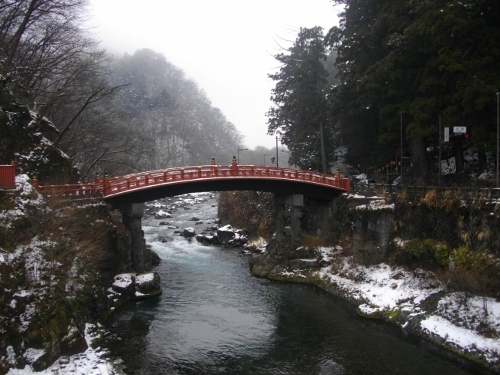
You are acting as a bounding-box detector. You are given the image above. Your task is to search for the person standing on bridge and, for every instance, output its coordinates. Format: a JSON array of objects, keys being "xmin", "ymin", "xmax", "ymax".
[{"xmin": 230, "ymin": 156, "xmax": 238, "ymax": 176}]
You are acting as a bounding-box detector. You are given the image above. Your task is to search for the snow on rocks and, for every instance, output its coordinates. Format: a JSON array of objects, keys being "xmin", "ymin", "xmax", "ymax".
[
  {"xmin": 193, "ymin": 224, "xmax": 250, "ymax": 247},
  {"xmin": 217, "ymin": 224, "xmax": 235, "ymax": 244},
  {"xmin": 136, "ymin": 272, "xmax": 161, "ymax": 296},
  {"xmin": 419, "ymin": 293, "xmax": 500, "ymax": 366},
  {"xmin": 154, "ymin": 209, "xmax": 172, "ymax": 219},
  {"xmin": 355, "ymin": 199, "xmax": 395, "ymax": 211},
  {"xmin": 182, "ymin": 227, "xmax": 196, "ymax": 237},
  {"xmin": 0, "ymin": 174, "xmax": 43, "ymax": 230},
  {"xmin": 7, "ymin": 324, "xmax": 126, "ymax": 375},
  {"xmin": 110, "ymin": 272, "xmax": 161, "ymax": 302}
]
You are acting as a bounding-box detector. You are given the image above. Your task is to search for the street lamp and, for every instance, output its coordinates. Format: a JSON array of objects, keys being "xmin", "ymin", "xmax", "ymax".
[
  {"xmin": 237, "ymin": 147, "xmax": 248, "ymax": 164},
  {"xmin": 275, "ymin": 135, "xmax": 280, "ymax": 167}
]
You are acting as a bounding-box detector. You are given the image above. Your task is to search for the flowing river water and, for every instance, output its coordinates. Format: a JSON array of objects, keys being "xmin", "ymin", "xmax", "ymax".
[{"xmin": 104, "ymin": 193, "xmax": 483, "ymax": 375}]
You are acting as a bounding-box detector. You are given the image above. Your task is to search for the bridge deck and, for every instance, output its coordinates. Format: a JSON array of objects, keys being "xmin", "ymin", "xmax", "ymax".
[{"xmin": 32, "ymin": 164, "xmax": 351, "ymax": 202}]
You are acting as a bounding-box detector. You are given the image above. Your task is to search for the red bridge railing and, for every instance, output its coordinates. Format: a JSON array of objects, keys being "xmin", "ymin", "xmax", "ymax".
[{"xmin": 31, "ymin": 164, "xmax": 351, "ymax": 198}]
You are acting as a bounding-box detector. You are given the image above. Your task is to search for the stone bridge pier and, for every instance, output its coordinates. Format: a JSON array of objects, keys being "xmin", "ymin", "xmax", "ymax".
[
  {"xmin": 275, "ymin": 194, "xmax": 341, "ymax": 241},
  {"xmin": 120, "ymin": 203, "xmax": 147, "ymax": 273},
  {"xmin": 275, "ymin": 194, "xmax": 303, "ymax": 240}
]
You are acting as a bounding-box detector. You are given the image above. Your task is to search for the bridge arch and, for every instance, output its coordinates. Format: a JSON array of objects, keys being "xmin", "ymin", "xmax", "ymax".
[
  {"xmin": 31, "ymin": 164, "xmax": 350, "ymax": 273},
  {"xmin": 103, "ymin": 164, "xmax": 349, "ymax": 206}
]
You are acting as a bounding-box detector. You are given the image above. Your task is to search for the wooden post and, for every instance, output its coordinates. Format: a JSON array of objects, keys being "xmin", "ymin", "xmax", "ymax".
[
  {"xmin": 32, "ymin": 176, "xmax": 39, "ymax": 190},
  {"xmin": 104, "ymin": 173, "xmax": 110, "ymax": 196},
  {"xmin": 230, "ymin": 156, "xmax": 237, "ymax": 176}
]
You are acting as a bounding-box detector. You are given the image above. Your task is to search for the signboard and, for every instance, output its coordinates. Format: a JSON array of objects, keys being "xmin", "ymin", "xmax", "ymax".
[
  {"xmin": 444, "ymin": 127, "xmax": 449, "ymax": 142},
  {"xmin": 453, "ymin": 126, "xmax": 467, "ymax": 134}
]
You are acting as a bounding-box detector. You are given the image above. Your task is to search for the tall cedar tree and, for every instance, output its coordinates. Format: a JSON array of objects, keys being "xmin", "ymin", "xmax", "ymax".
[
  {"xmin": 267, "ymin": 27, "xmax": 334, "ymax": 171},
  {"xmin": 327, "ymin": 0, "xmax": 500, "ymax": 184}
]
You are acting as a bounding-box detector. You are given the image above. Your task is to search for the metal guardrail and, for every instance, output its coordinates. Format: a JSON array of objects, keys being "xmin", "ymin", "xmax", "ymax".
[{"xmin": 380, "ymin": 184, "xmax": 500, "ymax": 202}]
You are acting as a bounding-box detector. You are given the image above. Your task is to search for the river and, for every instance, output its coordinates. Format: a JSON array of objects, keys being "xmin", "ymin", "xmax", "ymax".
[{"xmin": 104, "ymin": 193, "xmax": 483, "ymax": 375}]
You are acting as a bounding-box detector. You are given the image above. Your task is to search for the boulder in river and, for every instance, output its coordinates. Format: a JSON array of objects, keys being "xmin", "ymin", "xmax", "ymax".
[
  {"xmin": 183, "ymin": 227, "xmax": 196, "ymax": 237},
  {"xmin": 155, "ymin": 210, "xmax": 172, "ymax": 219},
  {"xmin": 112, "ymin": 273, "xmax": 136, "ymax": 297},
  {"xmin": 110, "ymin": 272, "xmax": 162, "ymax": 302},
  {"xmin": 217, "ymin": 225, "xmax": 235, "ymax": 244},
  {"xmin": 135, "ymin": 272, "xmax": 162, "ymax": 297},
  {"xmin": 196, "ymin": 234, "xmax": 215, "ymax": 245},
  {"xmin": 153, "ymin": 235, "xmax": 172, "ymax": 243}
]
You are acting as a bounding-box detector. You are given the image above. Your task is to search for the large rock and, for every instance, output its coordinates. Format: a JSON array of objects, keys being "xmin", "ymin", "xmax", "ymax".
[
  {"xmin": 183, "ymin": 227, "xmax": 196, "ymax": 237},
  {"xmin": 155, "ymin": 210, "xmax": 172, "ymax": 219},
  {"xmin": 111, "ymin": 273, "xmax": 136, "ymax": 297},
  {"xmin": 152, "ymin": 252, "xmax": 161, "ymax": 266},
  {"xmin": 290, "ymin": 258, "xmax": 320, "ymax": 270},
  {"xmin": 196, "ymin": 234, "xmax": 216, "ymax": 245},
  {"xmin": 289, "ymin": 246, "xmax": 318, "ymax": 260},
  {"xmin": 217, "ymin": 224, "xmax": 235, "ymax": 244},
  {"xmin": 135, "ymin": 272, "xmax": 161, "ymax": 297}
]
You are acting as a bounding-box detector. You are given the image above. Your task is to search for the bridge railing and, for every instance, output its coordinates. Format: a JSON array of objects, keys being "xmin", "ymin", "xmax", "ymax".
[
  {"xmin": 103, "ymin": 165, "xmax": 351, "ymax": 195},
  {"xmin": 31, "ymin": 164, "xmax": 351, "ymax": 197},
  {"xmin": 32, "ymin": 180, "xmax": 105, "ymax": 197},
  {"xmin": 0, "ymin": 162, "xmax": 16, "ymax": 189}
]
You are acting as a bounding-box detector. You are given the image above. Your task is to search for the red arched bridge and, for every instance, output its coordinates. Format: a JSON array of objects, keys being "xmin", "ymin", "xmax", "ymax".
[{"xmin": 31, "ymin": 163, "xmax": 351, "ymax": 203}]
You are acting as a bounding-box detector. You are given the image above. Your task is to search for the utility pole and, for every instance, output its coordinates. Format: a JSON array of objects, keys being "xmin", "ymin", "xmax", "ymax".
[
  {"xmin": 237, "ymin": 147, "xmax": 248, "ymax": 164},
  {"xmin": 275, "ymin": 135, "xmax": 279, "ymax": 167},
  {"xmin": 497, "ymin": 92, "xmax": 500, "ymax": 187},
  {"xmin": 400, "ymin": 111, "xmax": 404, "ymax": 183},
  {"xmin": 439, "ymin": 116, "xmax": 442, "ymax": 187}
]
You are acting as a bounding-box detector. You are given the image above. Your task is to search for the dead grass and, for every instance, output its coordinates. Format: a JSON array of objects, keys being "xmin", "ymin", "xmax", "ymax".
[
  {"xmin": 301, "ymin": 233, "xmax": 328, "ymax": 248},
  {"xmin": 437, "ymin": 267, "xmax": 500, "ymax": 298}
]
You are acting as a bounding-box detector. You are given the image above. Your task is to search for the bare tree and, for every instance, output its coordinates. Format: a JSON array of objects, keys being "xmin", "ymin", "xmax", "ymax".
[{"xmin": 1, "ymin": 0, "xmax": 87, "ymax": 76}]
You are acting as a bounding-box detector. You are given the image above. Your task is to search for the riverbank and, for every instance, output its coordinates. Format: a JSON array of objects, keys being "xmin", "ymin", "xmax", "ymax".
[
  {"xmin": 249, "ymin": 238, "xmax": 500, "ymax": 374},
  {"xmin": 0, "ymin": 175, "xmax": 147, "ymax": 374}
]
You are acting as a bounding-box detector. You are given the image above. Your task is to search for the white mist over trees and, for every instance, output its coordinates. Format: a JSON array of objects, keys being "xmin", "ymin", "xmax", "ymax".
[
  {"xmin": 110, "ymin": 49, "xmax": 243, "ymax": 172},
  {"xmin": 1, "ymin": 0, "xmax": 242, "ymax": 181}
]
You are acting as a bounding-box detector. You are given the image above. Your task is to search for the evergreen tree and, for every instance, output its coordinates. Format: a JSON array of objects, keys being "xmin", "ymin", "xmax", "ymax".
[
  {"xmin": 267, "ymin": 27, "xmax": 333, "ymax": 172},
  {"xmin": 328, "ymin": 0, "xmax": 500, "ymax": 183}
]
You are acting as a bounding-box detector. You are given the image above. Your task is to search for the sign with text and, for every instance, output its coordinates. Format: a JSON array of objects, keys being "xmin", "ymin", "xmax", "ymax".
[
  {"xmin": 444, "ymin": 127, "xmax": 449, "ymax": 142},
  {"xmin": 453, "ymin": 126, "xmax": 467, "ymax": 134}
]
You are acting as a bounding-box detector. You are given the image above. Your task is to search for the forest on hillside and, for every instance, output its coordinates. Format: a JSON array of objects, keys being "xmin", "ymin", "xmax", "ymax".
[
  {"xmin": 267, "ymin": 0, "xmax": 500, "ymax": 185},
  {"xmin": 1, "ymin": 0, "xmax": 499, "ymax": 186},
  {"xmin": 0, "ymin": 0, "xmax": 243, "ymax": 182}
]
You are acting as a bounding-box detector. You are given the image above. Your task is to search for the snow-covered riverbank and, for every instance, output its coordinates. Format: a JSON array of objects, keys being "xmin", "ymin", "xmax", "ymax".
[
  {"xmin": 321, "ymin": 250, "xmax": 499, "ymax": 369},
  {"xmin": 248, "ymin": 194, "xmax": 500, "ymax": 374}
]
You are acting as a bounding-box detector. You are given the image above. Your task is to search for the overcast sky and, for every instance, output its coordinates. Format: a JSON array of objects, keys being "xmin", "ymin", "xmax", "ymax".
[{"xmin": 87, "ymin": 0, "xmax": 341, "ymax": 149}]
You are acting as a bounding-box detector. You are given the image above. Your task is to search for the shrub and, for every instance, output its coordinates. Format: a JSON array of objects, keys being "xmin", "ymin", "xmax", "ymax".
[
  {"xmin": 451, "ymin": 246, "xmax": 497, "ymax": 272},
  {"xmin": 403, "ymin": 238, "xmax": 452, "ymax": 266}
]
